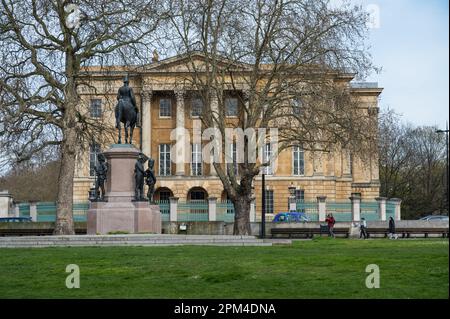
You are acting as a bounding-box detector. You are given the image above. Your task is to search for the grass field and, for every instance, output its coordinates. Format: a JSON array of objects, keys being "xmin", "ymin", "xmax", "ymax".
[{"xmin": 0, "ymin": 238, "xmax": 448, "ymax": 299}]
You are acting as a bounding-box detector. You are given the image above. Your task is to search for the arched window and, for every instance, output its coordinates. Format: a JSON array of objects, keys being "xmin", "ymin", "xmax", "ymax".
[{"xmin": 187, "ymin": 187, "xmax": 208, "ymax": 201}]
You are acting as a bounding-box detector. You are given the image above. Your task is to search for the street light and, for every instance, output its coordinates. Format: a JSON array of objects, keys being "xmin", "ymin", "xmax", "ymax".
[
  {"xmin": 436, "ymin": 122, "xmax": 449, "ymax": 215},
  {"xmin": 261, "ymin": 173, "xmax": 266, "ymax": 239}
]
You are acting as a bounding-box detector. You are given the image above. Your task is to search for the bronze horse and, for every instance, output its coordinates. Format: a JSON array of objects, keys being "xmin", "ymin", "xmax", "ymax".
[{"xmin": 115, "ymin": 76, "xmax": 138, "ymax": 144}]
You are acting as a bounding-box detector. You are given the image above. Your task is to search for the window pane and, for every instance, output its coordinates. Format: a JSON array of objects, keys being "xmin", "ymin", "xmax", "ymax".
[
  {"xmin": 90, "ymin": 99, "xmax": 102, "ymax": 118},
  {"xmin": 264, "ymin": 190, "xmax": 274, "ymax": 214},
  {"xmin": 295, "ymin": 190, "xmax": 305, "ymax": 201},
  {"xmin": 293, "ymin": 146, "xmax": 304, "ymax": 175},
  {"xmin": 191, "ymin": 190, "xmax": 205, "ymax": 200},
  {"xmin": 159, "ymin": 98, "xmax": 171, "ymax": 117},
  {"xmin": 191, "ymin": 144, "xmax": 202, "ymax": 175},
  {"xmin": 192, "ymin": 98, "xmax": 203, "ymax": 117},
  {"xmin": 159, "ymin": 144, "xmax": 171, "ymax": 176},
  {"xmin": 160, "ymin": 191, "xmax": 171, "ymax": 201},
  {"xmin": 292, "ymin": 98, "xmax": 302, "ymax": 116},
  {"xmin": 263, "ymin": 143, "xmax": 273, "ymax": 175},
  {"xmin": 225, "ymin": 97, "xmax": 238, "ymax": 116}
]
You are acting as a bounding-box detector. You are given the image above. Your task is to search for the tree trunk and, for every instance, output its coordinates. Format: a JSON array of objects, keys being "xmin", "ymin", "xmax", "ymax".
[
  {"xmin": 54, "ymin": 126, "xmax": 77, "ymax": 235},
  {"xmin": 233, "ymin": 195, "xmax": 252, "ymax": 235}
]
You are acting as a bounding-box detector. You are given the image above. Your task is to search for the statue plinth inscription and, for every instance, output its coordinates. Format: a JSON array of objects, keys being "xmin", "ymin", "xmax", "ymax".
[{"xmin": 87, "ymin": 144, "xmax": 161, "ymax": 235}]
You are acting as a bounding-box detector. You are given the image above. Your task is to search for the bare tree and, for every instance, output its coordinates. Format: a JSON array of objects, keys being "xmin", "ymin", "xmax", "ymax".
[
  {"xmin": 379, "ymin": 109, "xmax": 447, "ymax": 218},
  {"xmin": 378, "ymin": 109, "xmax": 417, "ymax": 198},
  {"xmin": 166, "ymin": 0, "xmax": 378, "ymax": 234},
  {"xmin": 0, "ymin": 0, "xmax": 166, "ymax": 234}
]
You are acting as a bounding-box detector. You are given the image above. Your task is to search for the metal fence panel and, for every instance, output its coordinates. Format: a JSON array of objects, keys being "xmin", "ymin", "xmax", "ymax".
[
  {"xmin": 36, "ymin": 202, "xmax": 56, "ymax": 222},
  {"xmin": 155, "ymin": 200, "xmax": 170, "ymax": 221},
  {"xmin": 386, "ymin": 202, "xmax": 396, "ymax": 220},
  {"xmin": 327, "ymin": 201, "xmax": 352, "ymax": 222},
  {"xmin": 217, "ymin": 200, "xmax": 235, "ymax": 222},
  {"xmin": 73, "ymin": 202, "xmax": 89, "ymax": 222},
  {"xmin": 296, "ymin": 200, "xmax": 319, "ymax": 221},
  {"xmin": 361, "ymin": 201, "xmax": 379, "ymax": 221},
  {"xmin": 177, "ymin": 200, "xmax": 209, "ymax": 222},
  {"xmin": 18, "ymin": 203, "xmax": 30, "ymax": 217}
]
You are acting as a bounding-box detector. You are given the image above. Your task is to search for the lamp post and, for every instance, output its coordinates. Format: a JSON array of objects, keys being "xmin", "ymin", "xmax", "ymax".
[
  {"xmin": 261, "ymin": 173, "xmax": 266, "ymax": 239},
  {"xmin": 436, "ymin": 122, "xmax": 449, "ymax": 215}
]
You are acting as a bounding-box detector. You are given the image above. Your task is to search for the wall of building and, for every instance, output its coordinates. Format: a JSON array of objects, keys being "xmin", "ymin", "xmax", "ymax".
[{"xmin": 73, "ymin": 57, "xmax": 382, "ymax": 210}]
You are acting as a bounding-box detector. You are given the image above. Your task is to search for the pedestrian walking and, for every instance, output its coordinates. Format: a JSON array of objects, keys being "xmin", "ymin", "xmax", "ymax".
[
  {"xmin": 360, "ymin": 218, "xmax": 368, "ymax": 239},
  {"xmin": 325, "ymin": 213, "xmax": 336, "ymax": 238},
  {"xmin": 388, "ymin": 216, "xmax": 398, "ymax": 239}
]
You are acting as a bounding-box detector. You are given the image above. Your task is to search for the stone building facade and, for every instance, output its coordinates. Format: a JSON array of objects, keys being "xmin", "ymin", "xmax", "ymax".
[{"xmin": 73, "ymin": 53, "xmax": 383, "ymax": 217}]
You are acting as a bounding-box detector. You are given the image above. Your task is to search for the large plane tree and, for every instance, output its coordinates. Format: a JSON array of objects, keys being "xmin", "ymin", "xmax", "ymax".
[
  {"xmin": 0, "ymin": 0, "xmax": 166, "ymax": 234},
  {"xmin": 165, "ymin": 0, "xmax": 378, "ymax": 234}
]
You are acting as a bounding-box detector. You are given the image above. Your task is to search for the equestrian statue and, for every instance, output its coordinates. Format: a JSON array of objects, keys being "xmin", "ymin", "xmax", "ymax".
[{"xmin": 115, "ymin": 75, "xmax": 139, "ymax": 144}]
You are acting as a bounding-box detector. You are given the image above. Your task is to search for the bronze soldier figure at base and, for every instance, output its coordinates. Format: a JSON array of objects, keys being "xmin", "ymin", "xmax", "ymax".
[
  {"xmin": 134, "ymin": 153, "xmax": 149, "ymax": 201},
  {"xmin": 94, "ymin": 153, "xmax": 108, "ymax": 201},
  {"xmin": 145, "ymin": 158, "xmax": 157, "ymax": 203}
]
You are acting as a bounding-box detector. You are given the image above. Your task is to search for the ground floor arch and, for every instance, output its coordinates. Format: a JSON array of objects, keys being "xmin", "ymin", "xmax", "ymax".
[
  {"xmin": 154, "ymin": 187, "xmax": 174, "ymax": 201},
  {"xmin": 187, "ymin": 187, "xmax": 208, "ymax": 201}
]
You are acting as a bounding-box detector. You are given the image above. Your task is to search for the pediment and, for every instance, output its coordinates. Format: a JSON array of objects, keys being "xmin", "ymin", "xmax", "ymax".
[{"xmin": 139, "ymin": 52, "xmax": 252, "ymax": 73}]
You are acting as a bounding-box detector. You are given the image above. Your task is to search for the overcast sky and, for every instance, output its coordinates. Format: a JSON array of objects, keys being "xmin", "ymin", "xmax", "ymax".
[{"xmin": 354, "ymin": 0, "xmax": 449, "ymax": 128}]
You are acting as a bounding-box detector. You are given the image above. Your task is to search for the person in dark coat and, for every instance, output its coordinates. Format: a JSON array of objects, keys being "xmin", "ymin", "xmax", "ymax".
[
  {"xmin": 134, "ymin": 153, "xmax": 148, "ymax": 200},
  {"xmin": 325, "ymin": 213, "xmax": 336, "ymax": 238},
  {"xmin": 359, "ymin": 218, "xmax": 368, "ymax": 239},
  {"xmin": 388, "ymin": 217, "xmax": 398, "ymax": 239}
]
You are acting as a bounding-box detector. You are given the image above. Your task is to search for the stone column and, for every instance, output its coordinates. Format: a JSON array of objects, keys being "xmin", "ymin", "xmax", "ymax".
[
  {"xmin": 250, "ymin": 198, "xmax": 256, "ymax": 222},
  {"xmin": 376, "ymin": 197, "xmax": 387, "ymax": 221},
  {"xmin": 208, "ymin": 197, "xmax": 217, "ymax": 221},
  {"xmin": 175, "ymin": 90, "xmax": 186, "ymax": 176},
  {"xmin": 169, "ymin": 197, "xmax": 179, "ymax": 222},
  {"xmin": 350, "ymin": 193, "xmax": 361, "ymax": 222},
  {"xmin": 390, "ymin": 198, "xmax": 402, "ymax": 221},
  {"xmin": 317, "ymin": 196, "xmax": 327, "ymax": 222},
  {"xmin": 14, "ymin": 204, "xmax": 19, "ymax": 217},
  {"xmin": 141, "ymin": 90, "xmax": 153, "ymax": 157},
  {"xmin": 29, "ymin": 202, "xmax": 37, "ymax": 222}
]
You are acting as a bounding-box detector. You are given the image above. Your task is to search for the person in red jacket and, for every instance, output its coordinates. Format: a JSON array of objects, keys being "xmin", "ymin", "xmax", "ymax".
[{"xmin": 325, "ymin": 213, "xmax": 336, "ymax": 238}]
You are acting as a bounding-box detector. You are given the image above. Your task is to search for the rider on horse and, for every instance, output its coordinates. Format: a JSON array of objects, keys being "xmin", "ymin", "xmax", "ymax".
[
  {"xmin": 115, "ymin": 75, "xmax": 138, "ymax": 128},
  {"xmin": 115, "ymin": 75, "xmax": 139, "ymax": 144}
]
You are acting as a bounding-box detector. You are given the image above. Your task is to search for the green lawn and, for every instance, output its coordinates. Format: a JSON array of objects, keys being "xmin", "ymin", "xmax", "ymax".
[{"xmin": 0, "ymin": 238, "xmax": 448, "ymax": 299}]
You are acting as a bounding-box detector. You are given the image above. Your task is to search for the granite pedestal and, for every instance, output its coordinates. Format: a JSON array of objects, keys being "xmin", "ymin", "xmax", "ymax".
[{"xmin": 87, "ymin": 144, "xmax": 161, "ymax": 235}]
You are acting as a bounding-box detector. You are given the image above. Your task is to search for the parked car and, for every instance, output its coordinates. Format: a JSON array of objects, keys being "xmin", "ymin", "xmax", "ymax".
[
  {"xmin": 419, "ymin": 215, "xmax": 449, "ymax": 221},
  {"xmin": 272, "ymin": 212, "xmax": 309, "ymax": 223},
  {"xmin": 0, "ymin": 217, "xmax": 32, "ymax": 222}
]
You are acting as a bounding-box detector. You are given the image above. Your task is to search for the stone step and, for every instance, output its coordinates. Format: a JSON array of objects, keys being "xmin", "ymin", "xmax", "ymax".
[
  {"xmin": 0, "ymin": 234, "xmax": 273, "ymax": 247},
  {"xmin": 0, "ymin": 243, "xmax": 273, "ymax": 248},
  {"xmin": 0, "ymin": 234, "xmax": 258, "ymax": 241},
  {"xmin": 0, "ymin": 242, "xmax": 272, "ymax": 247},
  {"xmin": 0, "ymin": 239, "xmax": 265, "ymax": 245}
]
